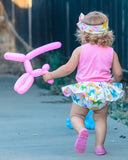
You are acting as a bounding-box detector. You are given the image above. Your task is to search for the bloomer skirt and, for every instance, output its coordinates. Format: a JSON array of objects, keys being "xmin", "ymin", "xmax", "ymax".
[{"xmin": 61, "ymin": 82, "xmax": 124, "ymax": 110}]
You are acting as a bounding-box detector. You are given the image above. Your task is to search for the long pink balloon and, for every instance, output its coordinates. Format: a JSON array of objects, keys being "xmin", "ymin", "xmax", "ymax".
[
  {"xmin": 4, "ymin": 42, "xmax": 62, "ymax": 94},
  {"xmin": 4, "ymin": 53, "xmax": 26, "ymax": 62},
  {"xmin": 26, "ymin": 42, "xmax": 62, "ymax": 60}
]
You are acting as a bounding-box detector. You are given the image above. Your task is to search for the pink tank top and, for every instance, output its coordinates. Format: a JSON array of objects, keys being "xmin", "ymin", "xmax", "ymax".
[{"xmin": 76, "ymin": 43, "xmax": 113, "ymax": 82}]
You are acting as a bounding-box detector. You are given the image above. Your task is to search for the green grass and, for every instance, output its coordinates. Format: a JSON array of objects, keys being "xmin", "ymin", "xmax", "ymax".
[{"xmin": 109, "ymin": 100, "xmax": 128, "ymax": 126}]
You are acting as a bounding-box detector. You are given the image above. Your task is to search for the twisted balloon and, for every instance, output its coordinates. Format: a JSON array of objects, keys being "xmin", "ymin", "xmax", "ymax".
[{"xmin": 4, "ymin": 42, "xmax": 62, "ymax": 94}]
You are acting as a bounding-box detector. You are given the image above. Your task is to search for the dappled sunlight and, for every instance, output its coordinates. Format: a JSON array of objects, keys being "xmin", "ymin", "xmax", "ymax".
[{"xmin": 12, "ymin": 0, "xmax": 32, "ymax": 8}]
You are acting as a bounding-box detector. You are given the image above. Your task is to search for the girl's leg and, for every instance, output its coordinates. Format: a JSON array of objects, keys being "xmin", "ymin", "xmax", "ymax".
[
  {"xmin": 93, "ymin": 104, "xmax": 109, "ymax": 149},
  {"xmin": 70, "ymin": 102, "xmax": 89, "ymax": 133},
  {"xmin": 70, "ymin": 102, "xmax": 89, "ymax": 153}
]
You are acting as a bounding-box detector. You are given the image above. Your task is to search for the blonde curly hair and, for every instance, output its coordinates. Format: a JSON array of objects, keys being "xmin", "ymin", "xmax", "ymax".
[{"xmin": 76, "ymin": 11, "xmax": 114, "ymax": 47}]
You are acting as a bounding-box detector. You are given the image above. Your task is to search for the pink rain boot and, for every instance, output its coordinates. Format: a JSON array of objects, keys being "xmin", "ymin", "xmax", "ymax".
[
  {"xmin": 95, "ymin": 147, "xmax": 107, "ymax": 155},
  {"xmin": 75, "ymin": 128, "xmax": 89, "ymax": 153}
]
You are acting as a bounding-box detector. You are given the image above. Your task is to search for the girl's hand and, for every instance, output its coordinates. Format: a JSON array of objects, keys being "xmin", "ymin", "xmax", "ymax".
[
  {"xmin": 43, "ymin": 72, "xmax": 53, "ymax": 82},
  {"xmin": 111, "ymin": 77, "xmax": 115, "ymax": 83}
]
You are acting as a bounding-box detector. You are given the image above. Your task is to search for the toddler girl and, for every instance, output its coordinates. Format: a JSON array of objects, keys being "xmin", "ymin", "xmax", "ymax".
[{"xmin": 43, "ymin": 11, "xmax": 124, "ymax": 155}]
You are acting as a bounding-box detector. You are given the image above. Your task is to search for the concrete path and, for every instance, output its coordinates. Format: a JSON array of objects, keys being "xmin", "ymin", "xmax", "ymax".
[{"xmin": 0, "ymin": 74, "xmax": 128, "ymax": 160}]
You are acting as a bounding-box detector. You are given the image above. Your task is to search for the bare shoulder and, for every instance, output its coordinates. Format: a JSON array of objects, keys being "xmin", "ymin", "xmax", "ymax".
[
  {"xmin": 72, "ymin": 46, "xmax": 82, "ymax": 58},
  {"xmin": 73, "ymin": 46, "xmax": 81, "ymax": 53},
  {"xmin": 111, "ymin": 50, "xmax": 122, "ymax": 82},
  {"xmin": 113, "ymin": 50, "xmax": 119, "ymax": 61},
  {"xmin": 112, "ymin": 50, "xmax": 122, "ymax": 69},
  {"xmin": 113, "ymin": 50, "xmax": 117, "ymax": 56}
]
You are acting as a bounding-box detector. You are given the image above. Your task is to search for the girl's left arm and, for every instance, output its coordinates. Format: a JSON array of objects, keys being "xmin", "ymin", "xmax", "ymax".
[{"xmin": 43, "ymin": 47, "xmax": 81, "ymax": 82}]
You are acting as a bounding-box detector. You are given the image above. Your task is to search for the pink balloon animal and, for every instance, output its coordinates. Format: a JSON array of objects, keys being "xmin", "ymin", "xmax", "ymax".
[{"xmin": 4, "ymin": 42, "xmax": 62, "ymax": 94}]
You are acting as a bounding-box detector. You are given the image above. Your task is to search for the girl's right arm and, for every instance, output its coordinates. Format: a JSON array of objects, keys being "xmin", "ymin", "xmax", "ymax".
[
  {"xmin": 43, "ymin": 47, "xmax": 81, "ymax": 82},
  {"xmin": 111, "ymin": 51, "xmax": 123, "ymax": 83}
]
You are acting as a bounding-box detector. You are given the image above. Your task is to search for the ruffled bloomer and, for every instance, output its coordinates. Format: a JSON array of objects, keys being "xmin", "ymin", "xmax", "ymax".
[{"xmin": 62, "ymin": 82, "xmax": 124, "ymax": 110}]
